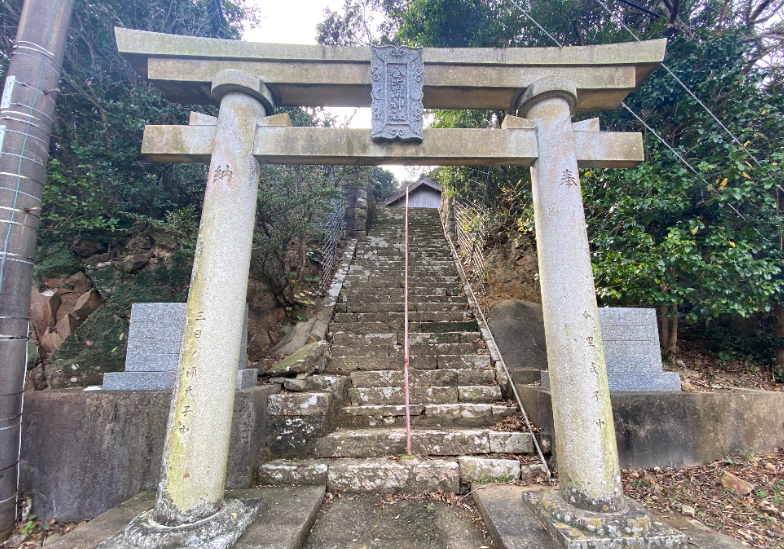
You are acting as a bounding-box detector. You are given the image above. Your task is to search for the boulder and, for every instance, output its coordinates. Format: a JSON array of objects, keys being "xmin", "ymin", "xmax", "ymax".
[
  {"xmin": 720, "ymin": 471, "xmax": 754, "ymax": 495},
  {"xmin": 70, "ymin": 289, "xmax": 102, "ymax": 322},
  {"xmin": 54, "ymin": 291, "xmax": 79, "ymax": 323},
  {"xmin": 265, "ymin": 341, "xmax": 327, "ymax": 376},
  {"xmin": 64, "ymin": 271, "xmax": 92, "ymax": 295},
  {"xmin": 123, "ymin": 253, "xmax": 150, "ymax": 274},
  {"xmin": 55, "ymin": 311, "xmax": 79, "ymax": 340},
  {"xmin": 72, "ymin": 239, "xmax": 105, "ymax": 258},
  {"xmin": 39, "ymin": 331, "xmax": 64, "ymax": 356},
  {"xmin": 29, "ymin": 287, "xmax": 60, "ymax": 339},
  {"xmin": 487, "ymin": 299, "xmax": 547, "ymax": 371}
]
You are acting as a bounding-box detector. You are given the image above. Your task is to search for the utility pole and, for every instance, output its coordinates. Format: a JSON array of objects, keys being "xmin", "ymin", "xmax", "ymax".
[{"xmin": 0, "ymin": 0, "xmax": 74, "ymax": 541}]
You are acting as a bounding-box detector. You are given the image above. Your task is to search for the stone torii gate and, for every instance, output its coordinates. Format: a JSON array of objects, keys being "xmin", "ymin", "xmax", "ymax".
[{"xmin": 107, "ymin": 28, "xmax": 684, "ymax": 549}]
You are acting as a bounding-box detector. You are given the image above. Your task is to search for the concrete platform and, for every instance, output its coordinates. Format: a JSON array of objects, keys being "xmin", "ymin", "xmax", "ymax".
[{"xmin": 46, "ymin": 486, "xmax": 325, "ymax": 549}]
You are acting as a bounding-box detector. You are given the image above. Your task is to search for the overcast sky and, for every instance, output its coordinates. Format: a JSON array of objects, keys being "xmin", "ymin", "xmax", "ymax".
[{"xmin": 243, "ymin": 0, "xmax": 424, "ymax": 182}]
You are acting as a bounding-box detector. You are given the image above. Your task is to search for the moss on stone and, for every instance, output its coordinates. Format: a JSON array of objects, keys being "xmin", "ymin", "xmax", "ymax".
[
  {"xmin": 34, "ymin": 242, "xmax": 81, "ymax": 281},
  {"xmin": 46, "ymin": 306, "xmax": 129, "ymax": 386},
  {"xmin": 45, "ymin": 249, "xmax": 195, "ymax": 387}
]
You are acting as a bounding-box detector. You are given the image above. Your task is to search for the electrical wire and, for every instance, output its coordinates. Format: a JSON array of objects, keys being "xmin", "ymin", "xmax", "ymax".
[{"xmin": 593, "ymin": 0, "xmax": 761, "ymax": 165}]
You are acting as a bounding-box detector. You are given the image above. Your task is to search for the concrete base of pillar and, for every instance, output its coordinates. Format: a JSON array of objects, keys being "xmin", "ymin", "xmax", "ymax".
[
  {"xmin": 522, "ymin": 488, "xmax": 686, "ymax": 548},
  {"xmin": 95, "ymin": 498, "xmax": 260, "ymax": 549}
]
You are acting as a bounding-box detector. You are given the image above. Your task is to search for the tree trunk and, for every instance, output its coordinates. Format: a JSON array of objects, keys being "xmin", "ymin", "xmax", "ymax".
[
  {"xmin": 660, "ymin": 304, "xmax": 669, "ymax": 351},
  {"xmin": 668, "ymin": 304, "xmax": 679, "ymax": 359},
  {"xmin": 297, "ymin": 236, "xmax": 307, "ymax": 281},
  {"xmin": 775, "ymin": 303, "xmax": 784, "ymax": 372}
]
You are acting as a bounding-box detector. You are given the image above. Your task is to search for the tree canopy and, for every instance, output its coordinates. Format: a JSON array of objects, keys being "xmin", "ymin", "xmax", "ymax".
[{"xmin": 318, "ymin": 0, "xmax": 784, "ymax": 370}]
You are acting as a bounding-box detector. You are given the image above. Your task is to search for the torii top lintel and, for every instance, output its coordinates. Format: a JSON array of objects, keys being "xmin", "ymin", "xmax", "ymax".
[{"xmin": 114, "ymin": 28, "xmax": 665, "ymax": 112}]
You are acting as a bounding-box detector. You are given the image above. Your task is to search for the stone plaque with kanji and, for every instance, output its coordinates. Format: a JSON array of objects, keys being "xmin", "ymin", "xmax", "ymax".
[{"xmin": 370, "ymin": 45, "xmax": 424, "ymax": 142}]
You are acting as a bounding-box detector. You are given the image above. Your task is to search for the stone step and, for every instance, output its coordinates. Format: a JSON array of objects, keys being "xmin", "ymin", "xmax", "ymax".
[
  {"xmin": 339, "ymin": 302, "xmax": 471, "ymax": 314},
  {"xmin": 329, "ymin": 321, "xmax": 480, "ymax": 335},
  {"xmin": 326, "ymin": 353, "xmax": 491, "ymax": 373},
  {"xmin": 342, "ymin": 279, "xmax": 460, "ymax": 289},
  {"xmin": 349, "ymin": 385, "xmax": 459, "ymax": 405},
  {"xmin": 348, "ymin": 384, "xmax": 501, "ymax": 405},
  {"xmin": 348, "ymin": 261, "xmax": 457, "ymax": 268},
  {"xmin": 328, "ymin": 342, "xmax": 486, "ymax": 357},
  {"xmin": 258, "ymin": 456, "xmax": 544, "ymax": 494},
  {"xmin": 339, "ymin": 403, "xmax": 516, "ymax": 428},
  {"xmin": 348, "ymin": 369, "xmax": 496, "ymax": 388},
  {"xmin": 259, "ymin": 457, "xmax": 460, "ymax": 494},
  {"xmin": 339, "ymin": 291, "xmax": 465, "ymax": 300},
  {"xmin": 333, "ymin": 311, "xmax": 473, "ymax": 323},
  {"xmin": 331, "ymin": 331, "xmax": 482, "ymax": 346},
  {"xmin": 314, "ymin": 428, "xmax": 534, "ymax": 458},
  {"xmin": 355, "ymin": 250, "xmax": 453, "ymax": 258}
]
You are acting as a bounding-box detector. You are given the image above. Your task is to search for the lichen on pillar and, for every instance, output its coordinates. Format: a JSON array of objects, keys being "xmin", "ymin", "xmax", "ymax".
[
  {"xmin": 98, "ymin": 69, "xmax": 275, "ymax": 549},
  {"xmin": 517, "ymin": 77, "xmax": 685, "ymax": 548}
]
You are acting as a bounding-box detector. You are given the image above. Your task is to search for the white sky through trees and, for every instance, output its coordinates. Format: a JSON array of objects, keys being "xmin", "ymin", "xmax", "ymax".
[{"xmin": 243, "ymin": 0, "xmax": 424, "ymax": 183}]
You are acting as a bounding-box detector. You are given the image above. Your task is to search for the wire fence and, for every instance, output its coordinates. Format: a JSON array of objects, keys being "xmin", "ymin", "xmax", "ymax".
[
  {"xmin": 317, "ymin": 196, "xmax": 345, "ymax": 296},
  {"xmin": 452, "ymin": 199, "xmax": 491, "ymax": 281}
]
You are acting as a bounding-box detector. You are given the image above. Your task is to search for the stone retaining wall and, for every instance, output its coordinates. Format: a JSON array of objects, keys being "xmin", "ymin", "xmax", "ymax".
[
  {"xmin": 18, "ymin": 385, "xmax": 279, "ymax": 521},
  {"xmin": 517, "ymin": 384, "xmax": 784, "ymax": 470}
]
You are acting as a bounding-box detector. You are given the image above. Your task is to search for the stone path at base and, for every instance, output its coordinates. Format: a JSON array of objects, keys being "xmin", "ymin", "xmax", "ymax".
[
  {"xmin": 472, "ymin": 484, "xmax": 749, "ymax": 549},
  {"xmin": 302, "ymin": 494, "xmax": 492, "ymax": 549},
  {"xmin": 43, "ymin": 486, "xmax": 326, "ymax": 549}
]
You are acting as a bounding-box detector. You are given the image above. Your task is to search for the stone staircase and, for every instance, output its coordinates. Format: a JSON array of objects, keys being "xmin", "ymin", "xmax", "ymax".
[{"xmin": 259, "ymin": 208, "xmax": 541, "ymax": 494}]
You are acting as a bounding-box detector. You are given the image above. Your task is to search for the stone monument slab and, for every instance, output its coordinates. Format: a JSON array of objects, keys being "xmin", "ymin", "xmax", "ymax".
[
  {"xmin": 541, "ymin": 307, "xmax": 680, "ymax": 392},
  {"xmin": 102, "ymin": 303, "xmax": 255, "ymax": 391}
]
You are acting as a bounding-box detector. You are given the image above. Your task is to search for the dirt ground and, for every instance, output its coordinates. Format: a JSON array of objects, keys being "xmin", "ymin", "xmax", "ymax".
[
  {"xmin": 666, "ymin": 341, "xmax": 783, "ymax": 393},
  {"xmin": 619, "ymin": 448, "xmax": 784, "ymax": 548}
]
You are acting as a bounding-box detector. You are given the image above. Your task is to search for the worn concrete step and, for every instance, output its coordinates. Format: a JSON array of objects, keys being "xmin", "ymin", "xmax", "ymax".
[
  {"xmin": 327, "ymin": 353, "xmax": 492, "ymax": 372},
  {"xmin": 350, "ymin": 258, "xmax": 455, "ymax": 265},
  {"xmin": 329, "ymin": 321, "xmax": 480, "ymax": 335},
  {"xmin": 349, "ymin": 385, "xmax": 459, "ymax": 405},
  {"xmin": 339, "ymin": 302, "xmax": 471, "ymax": 314},
  {"xmin": 348, "ymin": 265, "xmax": 457, "ymax": 272},
  {"xmin": 342, "ymin": 279, "xmax": 460, "ymax": 289},
  {"xmin": 348, "ymin": 369, "xmax": 496, "ymax": 388},
  {"xmin": 339, "ymin": 291, "xmax": 465, "ymax": 301},
  {"xmin": 348, "ymin": 384, "xmax": 500, "ymax": 405},
  {"xmin": 355, "ymin": 251, "xmax": 453, "ymax": 259},
  {"xmin": 331, "ymin": 332, "xmax": 482, "ymax": 346},
  {"xmin": 346, "ymin": 271, "xmax": 459, "ymax": 279},
  {"xmin": 329, "ymin": 320, "xmax": 481, "ymax": 336},
  {"xmin": 326, "ymin": 353, "xmax": 491, "ymax": 373},
  {"xmin": 339, "ymin": 403, "xmax": 516, "ymax": 428},
  {"xmin": 314, "ymin": 428, "xmax": 535, "ymax": 458},
  {"xmin": 328, "ymin": 342, "xmax": 487, "ymax": 358},
  {"xmin": 258, "ymin": 457, "xmax": 460, "ymax": 494},
  {"xmin": 333, "ymin": 311, "xmax": 473, "ymax": 323}
]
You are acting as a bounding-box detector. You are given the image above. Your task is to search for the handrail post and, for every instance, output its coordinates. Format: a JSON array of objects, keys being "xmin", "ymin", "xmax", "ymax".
[{"xmin": 404, "ymin": 187, "xmax": 412, "ymax": 455}]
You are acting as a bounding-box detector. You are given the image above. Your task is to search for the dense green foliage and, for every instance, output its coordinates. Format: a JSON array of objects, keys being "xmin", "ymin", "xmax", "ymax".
[
  {"xmin": 0, "ymin": 0, "xmax": 258, "ymax": 242},
  {"xmin": 319, "ymin": 0, "xmax": 784, "ymax": 368},
  {"xmin": 253, "ymin": 165, "xmax": 343, "ymax": 305}
]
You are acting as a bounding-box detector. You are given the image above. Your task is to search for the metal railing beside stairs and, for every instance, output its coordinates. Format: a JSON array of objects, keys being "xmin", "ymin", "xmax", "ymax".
[{"xmin": 440, "ymin": 200, "xmax": 551, "ymax": 478}]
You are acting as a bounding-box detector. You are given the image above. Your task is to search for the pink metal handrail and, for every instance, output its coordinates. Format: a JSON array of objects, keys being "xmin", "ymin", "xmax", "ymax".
[{"xmin": 404, "ymin": 187, "xmax": 412, "ymax": 455}]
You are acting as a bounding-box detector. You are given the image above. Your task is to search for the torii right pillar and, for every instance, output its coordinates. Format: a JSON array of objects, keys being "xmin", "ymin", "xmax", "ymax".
[{"xmin": 519, "ymin": 77, "xmax": 686, "ymax": 548}]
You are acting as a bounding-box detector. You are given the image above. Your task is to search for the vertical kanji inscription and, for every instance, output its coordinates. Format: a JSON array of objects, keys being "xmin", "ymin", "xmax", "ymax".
[{"xmin": 371, "ymin": 45, "xmax": 424, "ymax": 142}]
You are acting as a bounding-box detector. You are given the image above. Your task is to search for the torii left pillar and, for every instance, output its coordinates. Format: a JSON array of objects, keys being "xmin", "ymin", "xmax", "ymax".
[{"xmin": 102, "ymin": 69, "xmax": 273, "ymax": 549}]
